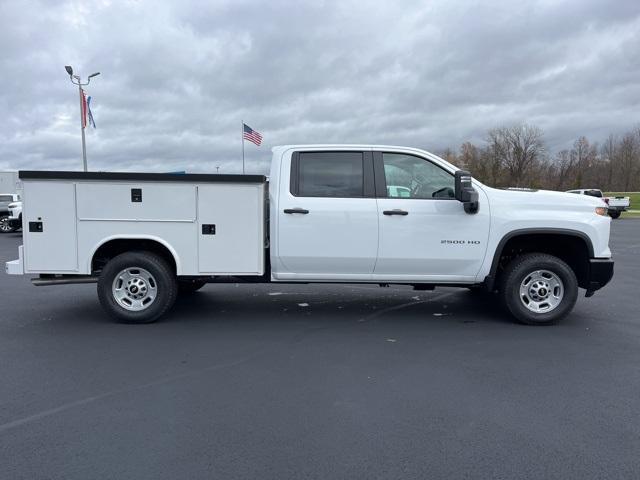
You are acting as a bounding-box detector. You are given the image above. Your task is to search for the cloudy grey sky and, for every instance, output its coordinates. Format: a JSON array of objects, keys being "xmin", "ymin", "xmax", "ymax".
[{"xmin": 0, "ymin": 0, "xmax": 639, "ymax": 174}]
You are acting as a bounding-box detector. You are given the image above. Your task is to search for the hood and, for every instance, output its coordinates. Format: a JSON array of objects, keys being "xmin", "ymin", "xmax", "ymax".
[{"xmin": 481, "ymin": 186, "xmax": 606, "ymax": 208}]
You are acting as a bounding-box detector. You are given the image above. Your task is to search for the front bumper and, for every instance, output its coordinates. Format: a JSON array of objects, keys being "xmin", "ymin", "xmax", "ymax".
[{"xmin": 585, "ymin": 258, "xmax": 614, "ymax": 296}]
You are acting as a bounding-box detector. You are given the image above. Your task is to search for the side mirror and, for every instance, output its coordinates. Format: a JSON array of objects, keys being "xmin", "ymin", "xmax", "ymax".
[{"xmin": 454, "ymin": 170, "xmax": 479, "ymax": 214}]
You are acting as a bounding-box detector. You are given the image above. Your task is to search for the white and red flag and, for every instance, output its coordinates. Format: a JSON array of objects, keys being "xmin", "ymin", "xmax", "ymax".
[{"xmin": 80, "ymin": 89, "xmax": 96, "ymax": 129}]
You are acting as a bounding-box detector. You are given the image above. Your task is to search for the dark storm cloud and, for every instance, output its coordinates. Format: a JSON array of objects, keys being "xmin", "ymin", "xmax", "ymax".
[{"xmin": 0, "ymin": 0, "xmax": 639, "ymax": 173}]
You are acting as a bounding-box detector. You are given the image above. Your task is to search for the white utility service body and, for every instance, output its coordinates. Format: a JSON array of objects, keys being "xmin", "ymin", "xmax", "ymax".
[
  {"xmin": 9, "ymin": 173, "xmax": 265, "ymax": 277},
  {"xmin": 6, "ymin": 145, "xmax": 614, "ymax": 325}
]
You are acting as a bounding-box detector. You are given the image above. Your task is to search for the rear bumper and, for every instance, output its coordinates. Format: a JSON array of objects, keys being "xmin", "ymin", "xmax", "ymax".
[
  {"xmin": 585, "ymin": 258, "xmax": 614, "ymax": 294},
  {"xmin": 5, "ymin": 245, "xmax": 24, "ymax": 275}
]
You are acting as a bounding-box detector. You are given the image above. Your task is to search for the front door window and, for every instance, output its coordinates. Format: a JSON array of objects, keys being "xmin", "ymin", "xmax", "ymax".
[{"xmin": 382, "ymin": 153, "xmax": 455, "ymax": 199}]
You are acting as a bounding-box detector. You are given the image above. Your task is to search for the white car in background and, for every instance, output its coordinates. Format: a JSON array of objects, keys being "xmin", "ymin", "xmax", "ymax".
[
  {"xmin": 0, "ymin": 193, "xmax": 20, "ymax": 233},
  {"xmin": 566, "ymin": 189, "xmax": 630, "ymax": 219},
  {"xmin": 7, "ymin": 201, "xmax": 22, "ymax": 231}
]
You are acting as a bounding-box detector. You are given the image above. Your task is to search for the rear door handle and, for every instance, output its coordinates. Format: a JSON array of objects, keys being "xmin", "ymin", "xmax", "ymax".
[
  {"xmin": 383, "ymin": 209, "xmax": 408, "ymax": 216},
  {"xmin": 284, "ymin": 208, "xmax": 309, "ymax": 214}
]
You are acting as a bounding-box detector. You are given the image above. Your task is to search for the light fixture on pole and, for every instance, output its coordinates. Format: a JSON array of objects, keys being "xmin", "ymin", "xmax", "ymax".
[{"xmin": 65, "ymin": 66, "xmax": 100, "ymax": 171}]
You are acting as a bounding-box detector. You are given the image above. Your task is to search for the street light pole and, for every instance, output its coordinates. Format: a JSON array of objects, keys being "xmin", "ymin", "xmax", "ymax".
[
  {"xmin": 65, "ymin": 66, "xmax": 100, "ymax": 171},
  {"xmin": 76, "ymin": 80, "xmax": 87, "ymax": 171}
]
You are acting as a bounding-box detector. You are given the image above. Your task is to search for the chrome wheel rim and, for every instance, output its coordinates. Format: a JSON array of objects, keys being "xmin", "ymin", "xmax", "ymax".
[
  {"xmin": 519, "ymin": 269, "xmax": 564, "ymax": 313},
  {"xmin": 112, "ymin": 267, "xmax": 157, "ymax": 311},
  {"xmin": 0, "ymin": 219, "xmax": 11, "ymax": 232}
]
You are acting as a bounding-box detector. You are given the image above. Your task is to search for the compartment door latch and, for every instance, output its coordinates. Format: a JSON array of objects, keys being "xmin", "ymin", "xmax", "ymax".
[
  {"xmin": 131, "ymin": 188, "xmax": 142, "ymax": 202},
  {"xmin": 29, "ymin": 221, "xmax": 43, "ymax": 233},
  {"xmin": 201, "ymin": 224, "xmax": 216, "ymax": 235}
]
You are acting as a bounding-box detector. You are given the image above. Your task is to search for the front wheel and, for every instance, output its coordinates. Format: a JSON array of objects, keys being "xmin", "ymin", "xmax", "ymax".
[
  {"xmin": 608, "ymin": 210, "xmax": 621, "ymax": 219},
  {"xmin": 0, "ymin": 216, "xmax": 15, "ymax": 233},
  {"xmin": 500, "ymin": 253, "xmax": 578, "ymax": 325},
  {"xmin": 97, "ymin": 251, "xmax": 178, "ymax": 324}
]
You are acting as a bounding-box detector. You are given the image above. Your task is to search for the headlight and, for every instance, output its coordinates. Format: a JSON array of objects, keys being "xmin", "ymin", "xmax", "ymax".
[
  {"xmin": 8, "ymin": 203, "xmax": 18, "ymax": 208},
  {"xmin": 595, "ymin": 207, "xmax": 607, "ymax": 216}
]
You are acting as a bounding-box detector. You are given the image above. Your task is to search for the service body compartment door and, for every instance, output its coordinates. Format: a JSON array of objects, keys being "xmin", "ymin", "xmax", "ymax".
[
  {"xmin": 76, "ymin": 183, "xmax": 196, "ymax": 221},
  {"xmin": 197, "ymin": 183, "xmax": 264, "ymax": 275},
  {"xmin": 23, "ymin": 181, "xmax": 78, "ymax": 272}
]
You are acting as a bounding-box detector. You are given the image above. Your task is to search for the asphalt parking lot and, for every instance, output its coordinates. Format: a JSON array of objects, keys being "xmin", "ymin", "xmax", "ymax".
[{"xmin": 1, "ymin": 220, "xmax": 639, "ymax": 479}]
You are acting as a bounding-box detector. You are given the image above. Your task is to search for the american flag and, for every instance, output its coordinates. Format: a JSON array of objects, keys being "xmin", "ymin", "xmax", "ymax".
[{"xmin": 243, "ymin": 123, "xmax": 263, "ymax": 146}]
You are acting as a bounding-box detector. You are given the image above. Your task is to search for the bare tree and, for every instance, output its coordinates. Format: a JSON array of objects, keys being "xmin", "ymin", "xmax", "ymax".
[
  {"xmin": 484, "ymin": 133, "xmax": 507, "ymax": 187},
  {"xmin": 601, "ymin": 134, "xmax": 617, "ymax": 191},
  {"xmin": 617, "ymin": 132, "xmax": 639, "ymax": 192},
  {"xmin": 442, "ymin": 125, "xmax": 640, "ymax": 192},
  {"xmin": 458, "ymin": 141, "xmax": 481, "ymax": 174},
  {"xmin": 487, "ymin": 124, "xmax": 545, "ymax": 187},
  {"xmin": 570, "ymin": 136, "xmax": 597, "ymax": 188},
  {"xmin": 553, "ymin": 150, "xmax": 574, "ymax": 190},
  {"xmin": 439, "ymin": 147, "xmax": 459, "ymax": 168}
]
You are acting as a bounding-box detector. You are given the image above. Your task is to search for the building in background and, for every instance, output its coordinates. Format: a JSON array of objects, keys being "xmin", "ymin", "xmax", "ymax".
[{"xmin": 0, "ymin": 171, "xmax": 21, "ymax": 195}]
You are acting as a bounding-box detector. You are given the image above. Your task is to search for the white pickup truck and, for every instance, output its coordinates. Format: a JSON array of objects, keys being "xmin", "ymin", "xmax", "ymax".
[
  {"xmin": 5, "ymin": 145, "xmax": 614, "ymax": 325},
  {"xmin": 566, "ymin": 189, "xmax": 630, "ymax": 219}
]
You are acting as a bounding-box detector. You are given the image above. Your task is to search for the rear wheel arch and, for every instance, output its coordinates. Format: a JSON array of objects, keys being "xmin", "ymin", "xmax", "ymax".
[{"xmin": 90, "ymin": 236, "xmax": 180, "ymax": 275}]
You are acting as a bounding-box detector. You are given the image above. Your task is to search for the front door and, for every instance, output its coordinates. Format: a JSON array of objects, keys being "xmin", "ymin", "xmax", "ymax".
[
  {"xmin": 276, "ymin": 150, "xmax": 378, "ymax": 280},
  {"xmin": 373, "ymin": 151, "xmax": 490, "ymax": 282}
]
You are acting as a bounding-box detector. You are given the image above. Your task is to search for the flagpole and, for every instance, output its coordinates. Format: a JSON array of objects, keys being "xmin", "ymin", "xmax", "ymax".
[{"xmin": 241, "ymin": 120, "xmax": 245, "ymax": 174}]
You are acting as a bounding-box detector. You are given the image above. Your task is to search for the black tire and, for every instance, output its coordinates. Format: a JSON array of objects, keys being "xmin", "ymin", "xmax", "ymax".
[
  {"xmin": 608, "ymin": 210, "xmax": 621, "ymax": 219},
  {"xmin": 0, "ymin": 216, "xmax": 15, "ymax": 233},
  {"xmin": 499, "ymin": 253, "xmax": 578, "ymax": 326},
  {"xmin": 178, "ymin": 278, "xmax": 208, "ymax": 294},
  {"xmin": 97, "ymin": 251, "xmax": 178, "ymax": 324}
]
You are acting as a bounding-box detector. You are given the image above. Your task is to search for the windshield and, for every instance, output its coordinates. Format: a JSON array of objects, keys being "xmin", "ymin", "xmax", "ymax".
[{"xmin": 584, "ymin": 190, "xmax": 603, "ymax": 198}]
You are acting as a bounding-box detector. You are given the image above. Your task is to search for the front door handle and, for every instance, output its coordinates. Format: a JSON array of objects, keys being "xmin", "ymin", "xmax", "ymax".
[
  {"xmin": 383, "ymin": 209, "xmax": 408, "ymax": 216},
  {"xmin": 284, "ymin": 208, "xmax": 310, "ymax": 214}
]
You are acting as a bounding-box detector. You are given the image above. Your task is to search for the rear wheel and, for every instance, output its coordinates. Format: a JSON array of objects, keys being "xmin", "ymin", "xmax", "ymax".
[
  {"xmin": 97, "ymin": 251, "xmax": 177, "ymax": 324},
  {"xmin": 608, "ymin": 210, "xmax": 621, "ymax": 219},
  {"xmin": 500, "ymin": 253, "xmax": 578, "ymax": 325},
  {"xmin": 0, "ymin": 216, "xmax": 15, "ymax": 233}
]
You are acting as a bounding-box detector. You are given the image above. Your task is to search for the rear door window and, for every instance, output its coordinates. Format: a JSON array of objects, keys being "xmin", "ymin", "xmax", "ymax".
[{"xmin": 292, "ymin": 152, "xmax": 364, "ymax": 198}]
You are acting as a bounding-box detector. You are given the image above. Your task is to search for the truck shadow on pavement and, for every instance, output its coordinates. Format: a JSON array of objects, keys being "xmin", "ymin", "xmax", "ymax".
[{"xmin": 166, "ymin": 285, "xmax": 517, "ymax": 327}]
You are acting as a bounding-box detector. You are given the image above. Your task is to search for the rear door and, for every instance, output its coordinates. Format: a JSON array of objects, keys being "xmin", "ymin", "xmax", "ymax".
[
  {"xmin": 276, "ymin": 150, "xmax": 378, "ymax": 279},
  {"xmin": 373, "ymin": 151, "xmax": 490, "ymax": 281}
]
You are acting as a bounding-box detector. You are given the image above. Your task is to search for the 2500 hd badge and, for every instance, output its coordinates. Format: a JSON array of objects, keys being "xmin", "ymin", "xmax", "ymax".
[{"xmin": 441, "ymin": 240, "xmax": 482, "ymax": 245}]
